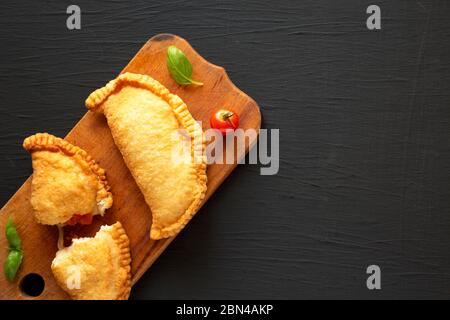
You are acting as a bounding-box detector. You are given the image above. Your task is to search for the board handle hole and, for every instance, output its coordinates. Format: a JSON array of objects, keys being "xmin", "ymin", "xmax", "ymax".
[{"xmin": 19, "ymin": 273, "xmax": 45, "ymax": 297}]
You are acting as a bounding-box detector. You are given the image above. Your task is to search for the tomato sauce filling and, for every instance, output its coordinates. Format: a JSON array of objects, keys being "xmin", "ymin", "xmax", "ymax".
[{"xmin": 65, "ymin": 213, "xmax": 93, "ymax": 226}]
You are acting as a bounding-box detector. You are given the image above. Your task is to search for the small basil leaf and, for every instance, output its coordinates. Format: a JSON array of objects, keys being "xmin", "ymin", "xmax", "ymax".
[
  {"xmin": 4, "ymin": 217, "xmax": 23, "ymax": 281},
  {"xmin": 168, "ymin": 45, "xmax": 192, "ymax": 79},
  {"xmin": 167, "ymin": 45, "xmax": 203, "ymax": 86},
  {"xmin": 5, "ymin": 217, "xmax": 21, "ymax": 251},
  {"xmin": 5, "ymin": 217, "xmax": 14, "ymax": 231},
  {"xmin": 4, "ymin": 250, "xmax": 23, "ymax": 282}
]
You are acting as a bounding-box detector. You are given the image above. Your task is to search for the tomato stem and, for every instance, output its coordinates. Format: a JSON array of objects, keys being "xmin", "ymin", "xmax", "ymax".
[
  {"xmin": 221, "ymin": 111, "xmax": 237, "ymax": 129},
  {"xmin": 222, "ymin": 111, "xmax": 234, "ymax": 119}
]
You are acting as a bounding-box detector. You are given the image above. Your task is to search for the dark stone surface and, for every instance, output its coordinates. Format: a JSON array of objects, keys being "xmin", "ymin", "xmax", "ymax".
[{"xmin": 1, "ymin": 0, "xmax": 450, "ymax": 299}]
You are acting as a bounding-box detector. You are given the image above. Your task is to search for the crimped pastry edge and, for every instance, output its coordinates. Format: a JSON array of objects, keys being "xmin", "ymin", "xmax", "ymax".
[
  {"xmin": 107, "ymin": 222, "xmax": 132, "ymax": 300},
  {"xmin": 23, "ymin": 132, "xmax": 113, "ymax": 210},
  {"xmin": 85, "ymin": 72, "xmax": 207, "ymax": 239}
]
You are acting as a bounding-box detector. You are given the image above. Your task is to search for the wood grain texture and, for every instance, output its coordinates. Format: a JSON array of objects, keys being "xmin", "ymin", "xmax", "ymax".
[{"xmin": 0, "ymin": 34, "xmax": 261, "ymax": 299}]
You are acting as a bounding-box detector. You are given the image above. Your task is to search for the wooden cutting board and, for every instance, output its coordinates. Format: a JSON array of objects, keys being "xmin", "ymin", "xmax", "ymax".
[{"xmin": 0, "ymin": 34, "xmax": 261, "ymax": 299}]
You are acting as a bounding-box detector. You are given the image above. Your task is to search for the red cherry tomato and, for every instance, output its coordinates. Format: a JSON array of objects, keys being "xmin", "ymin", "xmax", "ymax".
[
  {"xmin": 66, "ymin": 213, "xmax": 93, "ymax": 226},
  {"xmin": 210, "ymin": 109, "xmax": 239, "ymax": 135}
]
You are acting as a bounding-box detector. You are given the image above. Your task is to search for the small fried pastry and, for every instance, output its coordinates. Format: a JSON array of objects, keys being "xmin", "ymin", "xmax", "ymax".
[
  {"xmin": 23, "ymin": 133, "xmax": 112, "ymax": 226},
  {"xmin": 51, "ymin": 222, "xmax": 131, "ymax": 300}
]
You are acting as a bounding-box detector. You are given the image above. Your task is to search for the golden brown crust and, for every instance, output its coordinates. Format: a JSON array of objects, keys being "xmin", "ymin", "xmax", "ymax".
[
  {"xmin": 51, "ymin": 222, "xmax": 132, "ymax": 300},
  {"xmin": 109, "ymin": 222, "xmax": 132, "ymax": 300},
  {"xmin": 23, "ymin": 133, "xmax": 113, "ymax": 209},
  {"xmin": 86, "ymin": 73, "xmax": 207, "ymax": 239}
]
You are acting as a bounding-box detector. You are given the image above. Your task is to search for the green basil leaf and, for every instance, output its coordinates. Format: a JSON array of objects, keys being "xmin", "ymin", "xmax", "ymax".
[
  {"xmin": 167, "ymin": 45, "xmax": 203, "ymax": 86},
  {"xmin": 4, "ymin": 217, "xmax": 23, "ymax": 281},
  {"xmin": 5, "ymin": 217, "xmax": 21, "ymax": 251},
  {"xmin": 5, "ymin": 216, "xmax": 14, "ymax": 231},
  {"xmin": 4, "ymin": 250, "xmax": 23, "ymax": 282}
]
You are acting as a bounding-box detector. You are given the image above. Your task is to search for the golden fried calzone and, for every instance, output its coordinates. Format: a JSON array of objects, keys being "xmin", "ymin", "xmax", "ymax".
[
  {"xmin": 51, "ymin": 222, "xmax": 131, "ymax": 300},
  {"xmin": 23, "ymin": 133, "xmax": 113, "ymax": 226},
  {"xmin": 86, "ymin": 73, "xmax": 207, "ymax": 239}
]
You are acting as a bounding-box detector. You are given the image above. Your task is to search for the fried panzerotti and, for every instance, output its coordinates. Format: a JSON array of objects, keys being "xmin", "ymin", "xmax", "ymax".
[
  {"xmin": 51, "ymin": 222, "xmax": 131, "ymax": 300},
  {"xmin": 86, "ymin": 73, "xmax": 207, "ymax": 239},
  {"xmin": 23, "ymin": 133, "xmax": 113, "ymax": 226}
]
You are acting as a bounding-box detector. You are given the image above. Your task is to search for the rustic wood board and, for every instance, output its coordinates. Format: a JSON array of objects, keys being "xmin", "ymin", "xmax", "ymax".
[{"xmin": 0, "ymin": 34, "xmax": 261, "ymax": 299}]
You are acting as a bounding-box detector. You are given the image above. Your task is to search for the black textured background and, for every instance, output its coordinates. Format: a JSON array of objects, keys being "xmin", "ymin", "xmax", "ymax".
[{"xmin": 1, "ymin": 0, "xmax": 450, "ymax": 299}]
